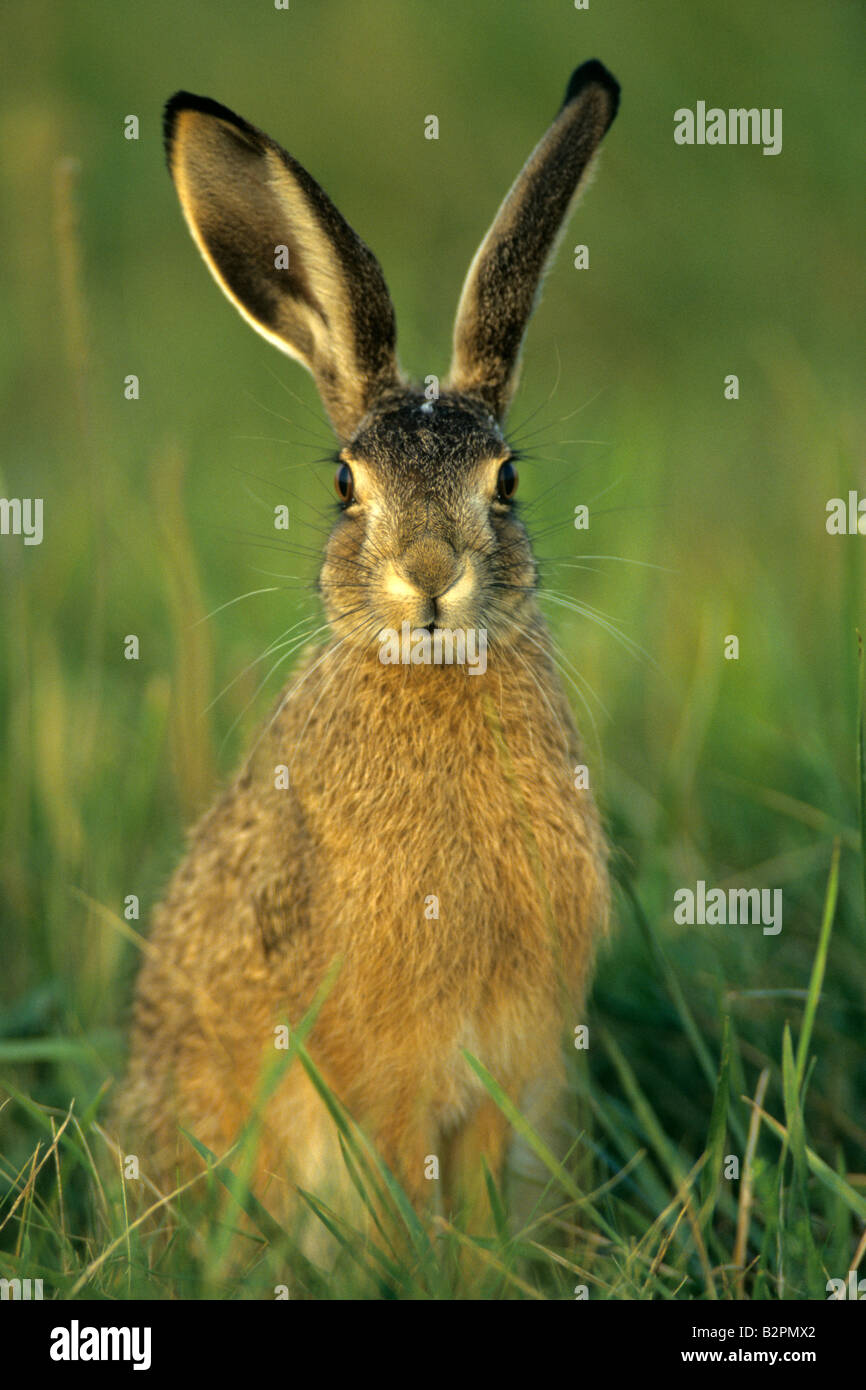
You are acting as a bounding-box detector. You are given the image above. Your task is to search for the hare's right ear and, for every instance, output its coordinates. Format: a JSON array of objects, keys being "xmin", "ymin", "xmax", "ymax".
[
  {"xmin": 447, "ymin": 60, "xmax": 620, "ymax": 421},
  {"xmin": 163, "ymin": 92, "xmax": 403, "ymax": 440}
]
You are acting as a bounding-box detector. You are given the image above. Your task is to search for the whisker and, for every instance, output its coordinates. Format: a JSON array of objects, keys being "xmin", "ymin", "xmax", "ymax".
[
  {"xmin": 287, "ymin": 616, "xmax": 382, "ymax": 775},
  {"xmin": 510, "ymin": 641, "xmax": 572, "ymax": 761},
  {"xmin": 230, "ymin": 434, "xmax": 337, "ymax": 459},
  {"xmin": 540, "ymin": 554, "xmax": 676, "ymax": 575},
  {"xmin": 259, "ymin": 360, "xmax": 337, "ymax": 440},
  {"xmin": 207, "ymin": 615, "xmax": 326, "ymax": 717},
  {"xmin": 248, "ymin": 615, "xmax": 374, "ymax": 762},
  {"xmin": 539, "ymin": 590, "xmax": 658, "ymax": 671},
  {"xmin": 191, "ymin": 586, "xmax": 281, "ymax": 628},
  {"xmin": 508, "ymin": 386, "xmax": 608, "ymax": 449},
  {"xmin": 520, "ymin": 621, "xmax": 608, "ymax": 730},
  {"xmin": 505, "ymin": 346, "xmax": 563, "ymax": 439}
]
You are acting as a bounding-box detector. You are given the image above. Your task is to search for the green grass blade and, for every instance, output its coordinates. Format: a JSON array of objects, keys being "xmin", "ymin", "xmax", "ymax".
[
  {"xmin": 335, "ymin": 1131, "xmax": 403, "ymax": 1262},
  {"xmin": 481, "ymin": 1154, "xmax": 510, "ymax": 1246},
  {"xmin": 744, "ymin": 1098, "xmax": 866, "ymax": 1222},
  {"xmin": 858, "ymin": 630, "xmax": 866, "ymax": 927},
  {"xmin": 0, "ymin": 1033, "xmax": 117, "ymax": 1063},
  {"xmin": 461, "ymin": 1049, "xmax": 621, "ymax": 1246},
  {"xmin": 699, "ymin": 1014, "xmax": 730, "ymax": 1223},
  {"xmin": 600, "ymin": 1029, "xmax": 685, "ymax": 1189},
  {"xmin": 617, "ymin": 873, "xmax": 718, "ymax": 1093},
  {"xmin": 795, "ymin": 838, "xmax": 840, "ymax": 1090},
  {"xmin": 294, "ymin": 1043, "xmax": 440, "ymax": 1281},
  {"xmin": 205, "ymin": 958, "xmax": 343, "ymax": 1271},
  {"xmin": 296, "ymin": 1189, "xmax": 400, "ymax": 1298},
  {"xmin": 781, "ymin": 1024, "xmax": 823, "ymax": 1293},
  {"xmin": 180, "ymin": 1128, "xmax": 330, "ymax": 1297}
]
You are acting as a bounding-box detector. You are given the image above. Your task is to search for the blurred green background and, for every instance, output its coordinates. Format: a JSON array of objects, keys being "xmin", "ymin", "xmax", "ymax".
[{"xmin": 1, "ymin": 0, "xmax": 864, "ymax": 1298}]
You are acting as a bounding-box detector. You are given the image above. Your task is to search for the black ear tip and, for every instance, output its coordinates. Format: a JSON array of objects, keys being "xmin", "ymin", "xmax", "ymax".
[
  {"xmin": 165, "ymin": 89, "xmax": 198, "ymax": 115},
  {"xmin": 163, "ymin": 90, "xmax": 208, "ymax": 161},
  {"xmin": 163, "ymin": 91, "xmax": 260, "ymax": 167},
  {"xmin": 562, "ymin": 59, "xmax": 621, "ymax": 124}
]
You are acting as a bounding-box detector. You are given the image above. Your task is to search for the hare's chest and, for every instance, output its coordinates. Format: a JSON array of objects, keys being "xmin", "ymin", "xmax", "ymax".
[
  {"xmin": 318, "ymin": 725, "xmax": 590, "ymax": 964},
  {"xmin": 287, "ymin": 661, "xmax": 604, "ymax": 993}
]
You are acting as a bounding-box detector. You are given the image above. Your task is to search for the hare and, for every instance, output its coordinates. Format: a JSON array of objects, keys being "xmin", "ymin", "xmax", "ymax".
[{"xmin": 117, "ymin": 60, "xmax": 620, "ymax": 1251}]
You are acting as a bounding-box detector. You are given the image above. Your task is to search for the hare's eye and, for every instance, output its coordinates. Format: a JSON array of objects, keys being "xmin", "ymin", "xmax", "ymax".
[
  {"xmin": 496, "ymin": 460, "xmax": 518, "ymax": 501},
  {"xmin": 335, "ymin": 463, "xmax": 355, "ymax": 503}
]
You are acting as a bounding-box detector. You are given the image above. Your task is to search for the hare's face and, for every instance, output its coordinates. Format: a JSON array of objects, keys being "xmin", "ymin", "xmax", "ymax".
[
  {"xmin": 319, "ymin": 392, "xmax": 534, "ymax": 650},
  {"xmin": 163, "ymin": 67, "xmax": 618, "ymax": 655}
]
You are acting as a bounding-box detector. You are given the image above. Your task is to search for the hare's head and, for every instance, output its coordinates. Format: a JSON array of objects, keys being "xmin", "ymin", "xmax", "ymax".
[{"xmin": 164, "ymin": 63, "xmax": 619, "ymax": 652}]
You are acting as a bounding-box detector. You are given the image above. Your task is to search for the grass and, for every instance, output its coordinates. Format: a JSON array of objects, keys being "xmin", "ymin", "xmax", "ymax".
[
  {"xmin": 1, "ymin": 0, "xmax": 864, "ymax": 1300},
  {"xmin": 0, "ymin": 829, "xmax": 862, "ymax": 1300}
]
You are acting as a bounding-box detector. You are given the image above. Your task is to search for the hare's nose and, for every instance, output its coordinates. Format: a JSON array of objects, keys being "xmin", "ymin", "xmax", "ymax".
[{"xmin": 398, "ymin": 538, "xmax": 462, "ymax": 599}]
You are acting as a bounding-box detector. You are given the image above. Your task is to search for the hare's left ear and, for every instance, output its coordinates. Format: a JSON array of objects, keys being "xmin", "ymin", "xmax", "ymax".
[
  {"xmin": 163, "ymin": 92, "xmax": 404, "ymax": 440},
  {"xmin": 446, "ymin": 60, "xmax": 619, "ymax": 421}
]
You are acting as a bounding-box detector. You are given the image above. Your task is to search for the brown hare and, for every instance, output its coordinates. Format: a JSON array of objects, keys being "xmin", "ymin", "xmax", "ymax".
[{"xmin": 117, "ymin": 60, "xmax": 620, "ymax": 1254}]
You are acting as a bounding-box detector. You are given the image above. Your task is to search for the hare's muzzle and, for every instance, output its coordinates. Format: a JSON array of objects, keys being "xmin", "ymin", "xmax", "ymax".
[{"xmin": 396, "ymin": 536, "xmax": 463, "ymax": 602}]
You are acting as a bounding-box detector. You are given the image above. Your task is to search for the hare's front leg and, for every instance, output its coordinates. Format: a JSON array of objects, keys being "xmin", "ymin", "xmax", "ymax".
[{"xmin": 441, "ymin": 1097, "xmax": 511, "ymax": 1230}]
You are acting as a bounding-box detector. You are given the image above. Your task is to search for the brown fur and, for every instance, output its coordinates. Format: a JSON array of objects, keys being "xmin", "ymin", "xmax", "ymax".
[
  {"xmin": 116, "ymin": 61, "xmax": 620, "ymax": 1250},
  {"xmin": 119, "ymin": 636, "xmax": 607, "ymax": 1219}
]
